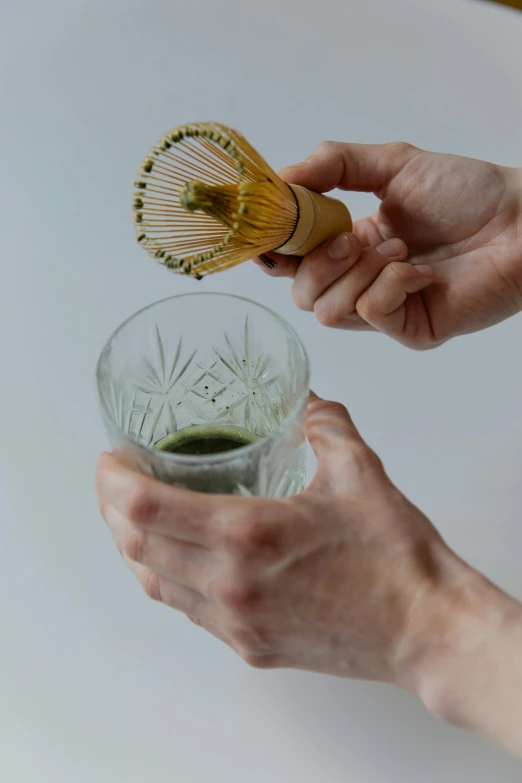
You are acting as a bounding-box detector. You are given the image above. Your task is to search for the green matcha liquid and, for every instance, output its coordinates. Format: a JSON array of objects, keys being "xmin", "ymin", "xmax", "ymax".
[
  {"xmin": 153, "ymin": 425, "xmax": 261, "ymax": 494},
  {"xmin": 155, "ymin": 424, "xmax": 260, "ymax": 456}
]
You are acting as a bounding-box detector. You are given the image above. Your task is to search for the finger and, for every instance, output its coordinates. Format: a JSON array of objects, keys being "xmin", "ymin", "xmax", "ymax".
[
  {"xmin": 306, "ymin": 391, "xmax": 362, "ymax": 453},
  {"xmin": 186, "ymin": 613, "xmax": 230, "ymax": 647},
  {"xmin": 103, "ymin": 502, "xmax": 212, "ymax": 594},
  {"xmin": 306, "ymin": 393, "xmax": 382, "ymax": 490},
  {"xmin": 313, "ymin": 240, "xmax": 408, "ymax": 329},
  {"xmin": 123, "ymin": 552, "xmax": 206, "ymax": 613},
  {"xmin": 353, "ymin": 215, "xmax": 389, "ymax": 247},
  {"xmin": 96, "ymin": 453, "xmax": 249, "ymax": 546},
  {"xmin": 121, "ymin": 548, "xmax": 230, "ymax": 644},
  {"xmin": 292, "ymin": 232, "xmax": 362, "ymax": 312},
  {"xmin": 355, "ymin": 262, "xmax": 436, "ymax": 342},
  {"xmin": 253, "ymin": 252, "xmax": 300, "ymax": 278},
  {"xmin": 120, "ymin": 538, "xmax": 279, "ymax": 655},
  {"xmin": 279, "ymin": 141, "xmax": 419, "ymax": 196}
]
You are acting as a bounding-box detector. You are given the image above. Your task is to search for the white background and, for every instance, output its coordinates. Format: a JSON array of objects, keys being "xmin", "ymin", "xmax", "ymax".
[{"xmin": 1, "ymin": 0, "xmax": 522, "ymax": 780}]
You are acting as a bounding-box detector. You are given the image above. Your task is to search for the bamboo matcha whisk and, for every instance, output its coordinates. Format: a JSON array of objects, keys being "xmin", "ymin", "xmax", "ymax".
[{"xmin": 133, "ymin": 121, "xmax": 352, "ymax": 278}]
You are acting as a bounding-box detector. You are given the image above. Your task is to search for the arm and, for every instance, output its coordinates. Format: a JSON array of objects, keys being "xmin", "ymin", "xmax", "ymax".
[{"xmin": 410, "ymin": 569, "xmax": 522, "ymax": 756}]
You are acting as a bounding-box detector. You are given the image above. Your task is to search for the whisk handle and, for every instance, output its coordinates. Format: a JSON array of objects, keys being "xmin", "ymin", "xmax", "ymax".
[{"xmin": 275, "ymin": 185, "xmax": 352, "ymax": 257}]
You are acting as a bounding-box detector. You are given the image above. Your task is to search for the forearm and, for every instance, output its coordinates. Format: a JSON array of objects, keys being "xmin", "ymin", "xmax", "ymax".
[{"xmin": 414, "ymin": 565, "xmax": 522, "ymax": 757}]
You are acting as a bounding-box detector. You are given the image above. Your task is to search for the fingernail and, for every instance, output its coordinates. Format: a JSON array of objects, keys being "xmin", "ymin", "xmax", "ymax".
[
  {"xmin": 328, "ymin": 232, "xmax": 352, "ymax": 260},
  {"xmin": 376, "ymin": 238, "xmax": 404, "ymax": 257},
  {"xmin": 415, "ymin": 264, "xmax": 435, "ymax": 278}
]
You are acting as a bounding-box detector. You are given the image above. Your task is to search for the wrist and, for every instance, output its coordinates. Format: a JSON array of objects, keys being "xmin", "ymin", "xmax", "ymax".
[
  {"xmin": 394, "ymin": 546, "xmax": 505, "ymax": 715},
  {"xmin": 405, "ymin": 558, "xmax": 522, "ymax": 738},
  {"xmin": 412, "ymin": 568, "xmax": 500, "ymax": 722}
]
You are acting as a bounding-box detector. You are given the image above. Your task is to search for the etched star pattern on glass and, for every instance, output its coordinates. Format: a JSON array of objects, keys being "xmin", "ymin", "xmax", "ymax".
[{"xmin": 96, "ymin": 293, "xmax": 309, "ymax": 497}]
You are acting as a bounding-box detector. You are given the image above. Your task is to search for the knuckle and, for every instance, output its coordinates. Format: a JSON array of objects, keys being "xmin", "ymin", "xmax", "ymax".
[
  {"xmin": 229, "ymin": 518, "xmax": 284, "ymax": 557},
  {"xmin": 345, "ymin": 442, "xmax": 383, "ymax": 478},
  {"xmin": 388, "ymin": 140, "xmax": 416, "ymax": 157},
  {"xmin": 212, "ymin": 576, "xmax": 261, "ymax": 613},
  {"xmin": 411, "ymin": 340, "xmax": 440, "ymax": 352},
  {"xmin": 307, "ymin": 397, "xmax": 349, "ymax": 427},
  {"xmin": 308, "ymin": 395, "xmax": 337, "ymax": 414},
  {"xmin": 226, "ymin": 622, "xmax": 260, "ymax": 649},
  {"xmin": 239, "ymin": 651, "xmax": 279, "ymax": 670},
  {"xmin": 291, "ymin": 282, "xmax": 314, "ymax": 312},
  {"xmin": 121, "ymin": 526, "xmax": 147, "ymax": 563},
  {"xmin": 386, "ymin": 260, "xmax": 410, "ymax": 280},
  {"xmin": 300, "ymin": 255, "xmax": 332, "ymax": 289},
  {"xmin": 317, "ymin": 139, "xmax": 337, "ymax": 154},
  {"xmin": 322, "ymin": 400, "xmax": 349, "ymax": 418},
  {"xmin": 314, "ymin": 298, "xmax": 343, "ymax": 328},
  {"xmin": 123, "ymin": 485, "xmax": 159, "ymax": 525},
  {"xmin": 366, "ymin": 448, "xmax": 384, "ymax": 474},
  {"xmin": 140, "ymin": 568, "xmax": 162, "ymax": 602},
  {"xmin": 355, "ymin": 293, "xmax": 376, "ymax": 322}
]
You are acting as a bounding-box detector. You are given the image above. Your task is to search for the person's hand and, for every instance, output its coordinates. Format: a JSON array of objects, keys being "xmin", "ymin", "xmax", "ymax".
[
  {"xmin": 256, "ymin": 143, "xmax": 522, "ymax": 349},
  {"xmin": 96, "ymin": 392, "xmax": 466, "ymax": 683},
  {"xmin": 96, "ymin": 393, "xmax": 522, "ymax": 756}
]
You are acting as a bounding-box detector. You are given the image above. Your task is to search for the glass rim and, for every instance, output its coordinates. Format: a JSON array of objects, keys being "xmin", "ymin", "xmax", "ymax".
[{"xmin": 95, "ymin": 291, "xmax": 310, "ymax": 466}]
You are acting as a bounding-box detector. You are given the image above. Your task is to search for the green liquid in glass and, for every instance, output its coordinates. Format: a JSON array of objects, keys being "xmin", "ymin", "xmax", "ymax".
[{"xmin": 155, "ymin": 424, "xmax": 260, "ymax": 456}]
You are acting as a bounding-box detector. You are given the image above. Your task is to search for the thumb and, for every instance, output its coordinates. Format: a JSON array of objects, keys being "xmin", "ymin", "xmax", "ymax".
[
  {"xmin": 279, "ymin": 141, "xmax": 418, "ymax": 195},
  {"xmin": 306, "ymin": 392, "xmax": 373, "ymax": 488}
]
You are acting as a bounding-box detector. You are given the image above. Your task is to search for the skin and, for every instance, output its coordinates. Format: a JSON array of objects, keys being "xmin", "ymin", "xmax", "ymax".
[
  {"xmin": 256, "ymin": 143, "xmax": 522, "ymax": 349},
  {"xmin": 96, "ymin": 145, "xmax": 522, "ymax": 756},
  {"xmin": 97, "ymin": 393, "xmax": 522, "ymax": 757}
]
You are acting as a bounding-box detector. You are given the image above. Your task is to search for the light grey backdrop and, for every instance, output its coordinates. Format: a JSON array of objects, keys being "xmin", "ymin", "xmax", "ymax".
[{"xmin": 1, "ymin": 0, "xmax": 521, "ymax": 780}]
